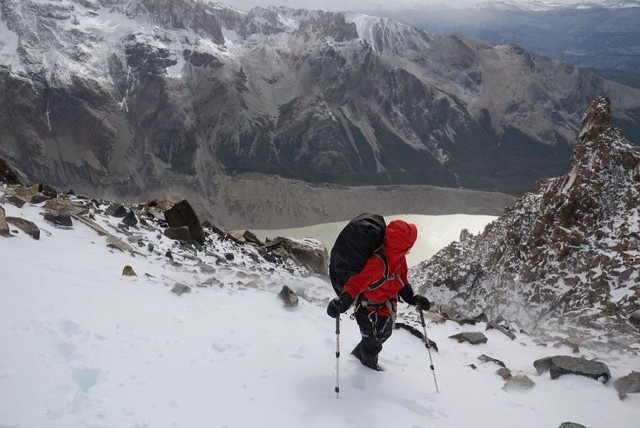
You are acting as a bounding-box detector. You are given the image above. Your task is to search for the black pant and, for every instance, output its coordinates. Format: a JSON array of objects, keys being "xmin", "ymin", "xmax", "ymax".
[{"xmin": 352, "ymin": 305, "xmax": 394, "ymax": 368}]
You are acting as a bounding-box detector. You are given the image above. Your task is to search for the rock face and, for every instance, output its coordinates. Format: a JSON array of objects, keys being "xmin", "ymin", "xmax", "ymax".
[
  {"xmin": 411, "ymin": 97, "xmax": 640, "ymax": 339},
  {"xmin": 0, "ymin": 156, "xmax": 23, "ymax": 185},
  {"xmin": 1, "ymin": 0, "xmax": 640, "ymax": 225}
]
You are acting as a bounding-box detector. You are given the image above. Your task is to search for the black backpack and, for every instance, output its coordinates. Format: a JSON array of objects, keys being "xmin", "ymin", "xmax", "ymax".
[{"xmin": 329, "ymin": 213, "xmax": 388, "ymax": 296}]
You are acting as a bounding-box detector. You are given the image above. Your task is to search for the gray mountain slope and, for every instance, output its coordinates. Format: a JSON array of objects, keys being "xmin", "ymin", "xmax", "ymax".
[{"xmin": 1, "ymin": 1, "xmax": 639, "ymax": 228}]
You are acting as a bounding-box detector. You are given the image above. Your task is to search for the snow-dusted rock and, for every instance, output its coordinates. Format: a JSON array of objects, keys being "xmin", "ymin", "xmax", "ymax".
[
  {"xmin": 412, "ymin": 97, "xmax": 640, "ymax": 341},
  {"xmin": 503, "ymin": 374, "xmax": 535, "ymax": 391},
  {"xmin": 534, "ymin": 355, "xmax": 611, "ymax": 383},
  {"xmin": 614, "ymin": 371, "xmax": 640, "ymax": 400},
  {"xmin": 0, "ymin": 205, "xmax": 9, "ymax": 236},
  {"xmin": 449, "ymin": 332, "xmax": 488, "ymax": 345},
  {"xmin": 5, "ymin": 217, "xmax": 40, "ymax": 240}
]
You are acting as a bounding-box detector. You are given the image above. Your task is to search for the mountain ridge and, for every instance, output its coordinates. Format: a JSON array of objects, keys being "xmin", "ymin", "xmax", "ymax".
[
  {"xmin": 1, "ymin": 0, "xmax": 640, "ymax": 227},
  {"xmin": 411, "ymin": 96, "xmax": 640, "ymax": 342}
]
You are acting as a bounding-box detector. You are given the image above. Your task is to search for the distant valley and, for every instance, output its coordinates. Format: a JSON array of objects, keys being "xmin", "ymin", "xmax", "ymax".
[{"xmin": 1, "ymin": 0, "xmax": 639, "ymax": 228}]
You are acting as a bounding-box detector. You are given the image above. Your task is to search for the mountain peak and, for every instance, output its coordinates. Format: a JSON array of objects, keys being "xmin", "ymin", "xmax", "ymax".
[{"xmin": 412, "ymin": 96, "xmax": 640, "ymax": 344}]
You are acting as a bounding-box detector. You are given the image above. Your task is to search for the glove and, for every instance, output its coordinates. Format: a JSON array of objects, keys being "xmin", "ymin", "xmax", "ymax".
[
  {"xmin": 398, "ymin": 284, "xmax": 415, "ymax": 303},
  {"xmin": 411, "ymin": 295, "xmax": 431, "ymax": 311},
  {"xmin": 326, "ymin": 292, "xmax": 354, "ymax": 318}
]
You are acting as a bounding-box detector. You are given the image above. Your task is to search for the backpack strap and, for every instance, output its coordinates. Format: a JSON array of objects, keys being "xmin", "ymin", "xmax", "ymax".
[{"xmin": 366, "ymin": 250, "xmax": 389, "ymax": 291}]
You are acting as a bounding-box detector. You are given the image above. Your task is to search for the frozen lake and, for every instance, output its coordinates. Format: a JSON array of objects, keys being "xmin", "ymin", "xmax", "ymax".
[{"xmin": 250, "ymin": 214, "xmax": 497, "ymax": 267}]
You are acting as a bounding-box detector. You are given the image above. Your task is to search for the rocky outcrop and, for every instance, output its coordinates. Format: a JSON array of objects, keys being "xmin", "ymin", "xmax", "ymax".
[
  {"xmin": 412, "ymin": 97, "xmax": 640, "ymax": 340},
  {"xmin": 0, "ymin": 156, "xmax": 331, "ymax": 278}
]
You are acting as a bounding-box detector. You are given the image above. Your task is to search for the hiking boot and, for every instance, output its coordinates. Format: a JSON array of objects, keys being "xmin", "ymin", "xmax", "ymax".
[{"xmin": 351, "ymin": 344, "xmax": 383, "ymax": 371}]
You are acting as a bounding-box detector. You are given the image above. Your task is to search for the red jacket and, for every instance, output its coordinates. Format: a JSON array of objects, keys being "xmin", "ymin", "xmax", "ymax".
[{"xmin": 343, "ymin": 220, "xmax": 417, "ymax": 316}]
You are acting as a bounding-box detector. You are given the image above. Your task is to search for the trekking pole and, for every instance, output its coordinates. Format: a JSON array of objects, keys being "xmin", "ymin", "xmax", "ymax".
[
  {"xmin": 335, "ymin": 315, "xmax": 341, "ymax": 398},
  {"xmin": 419, "ymin": 307, "xmax": 440, "ymax": 393}
]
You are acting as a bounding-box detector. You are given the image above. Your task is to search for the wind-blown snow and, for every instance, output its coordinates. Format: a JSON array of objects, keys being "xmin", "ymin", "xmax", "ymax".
[{"xmin": 1, "ymin": 188, "xmax": 639, "ymax": 427}]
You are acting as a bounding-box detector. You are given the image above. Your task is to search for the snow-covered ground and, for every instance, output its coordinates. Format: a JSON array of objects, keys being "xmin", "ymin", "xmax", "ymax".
[{"xmin": 1, "ymin": 194, "xmax": 638, "ymax": 427}]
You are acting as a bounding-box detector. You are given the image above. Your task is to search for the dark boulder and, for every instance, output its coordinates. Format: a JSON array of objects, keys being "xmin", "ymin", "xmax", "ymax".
[
  {"xmin": 122, "ymin": 210, "xmax": 138, "ymax": 227},
  {"xmin": 164, "ymin": 200, "xmax": 205, "ymax": 245},
  {"xmin": 534, "ymin": 355, "xmax": 611, "ymax": 383},
  {"xmin": 164, "ymin": 226, "xmax": 193, "ymax": 243},
  {"xmin": 106, "ymin": 203, "xmax": 128, "ymax": 218},
  {"xmin": 4, "ymin": 194, "xmax": 26, "ymax": 208},
  {"xmin": 43, "ymin": 212, "xmax": 73, "ymax": 227},
  {"xmin": 38, "ymin": 184, "xmax": 58, "ymax": 198}
]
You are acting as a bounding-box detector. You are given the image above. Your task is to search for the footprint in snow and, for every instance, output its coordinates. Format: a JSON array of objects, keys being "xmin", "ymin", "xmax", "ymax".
[{"xmin": 72, "ymin": 367, "xmax": 101, "ymax": 392}]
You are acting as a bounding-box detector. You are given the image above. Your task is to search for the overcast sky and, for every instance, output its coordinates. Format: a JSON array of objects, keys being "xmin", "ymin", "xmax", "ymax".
[{"xmin": 223, "ymin": 0, "xmax": 598, "ymax": 13}]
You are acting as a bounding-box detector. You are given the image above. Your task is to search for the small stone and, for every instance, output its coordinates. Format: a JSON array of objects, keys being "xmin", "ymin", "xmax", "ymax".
[
  {"xmin": 43, "ymin": 212, "xmax": 73, "ymax": 227},
  {"xmin": 122, "ymin": 211, "xmax": 138, "ymax": 227},
  {"xmin": 478, "ymin": 354, "xmax": 506, "ymax": 367},
  {"xmin": 449, "ymin": 332, "xmax": 488, "ymax": 345},
  {"xmin": 278, "ymin": 285, "xmax": 299, "ymax": 308},
  {"xmin": 107, "ymin": 203, "xmax": 127, "ymax": 218},
  {"xmin": 503, "ymin": 374, "xmax": 535, "ymax": 391},
  {"xmin": 172, "ymin": 283, "xmax": 191, "ymax": 296},
  {"xmin": 497, "ymin": 367, "xmax": 512, "ymax": 380},
  {"xmin": 122, "ymin": 265, "xmax": 137, "ymax": 276}
]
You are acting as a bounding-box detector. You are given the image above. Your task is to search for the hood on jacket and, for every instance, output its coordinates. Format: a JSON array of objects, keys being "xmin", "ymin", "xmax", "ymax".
[{"xmin": 384, "ymin": 220, "xmax": 418, "ymax": 258}]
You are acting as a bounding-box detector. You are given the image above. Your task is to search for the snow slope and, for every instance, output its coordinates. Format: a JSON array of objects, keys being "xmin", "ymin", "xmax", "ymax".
[{"xmin": 0, "ymin": 190, "xmax": 639, "ymax": 427}]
